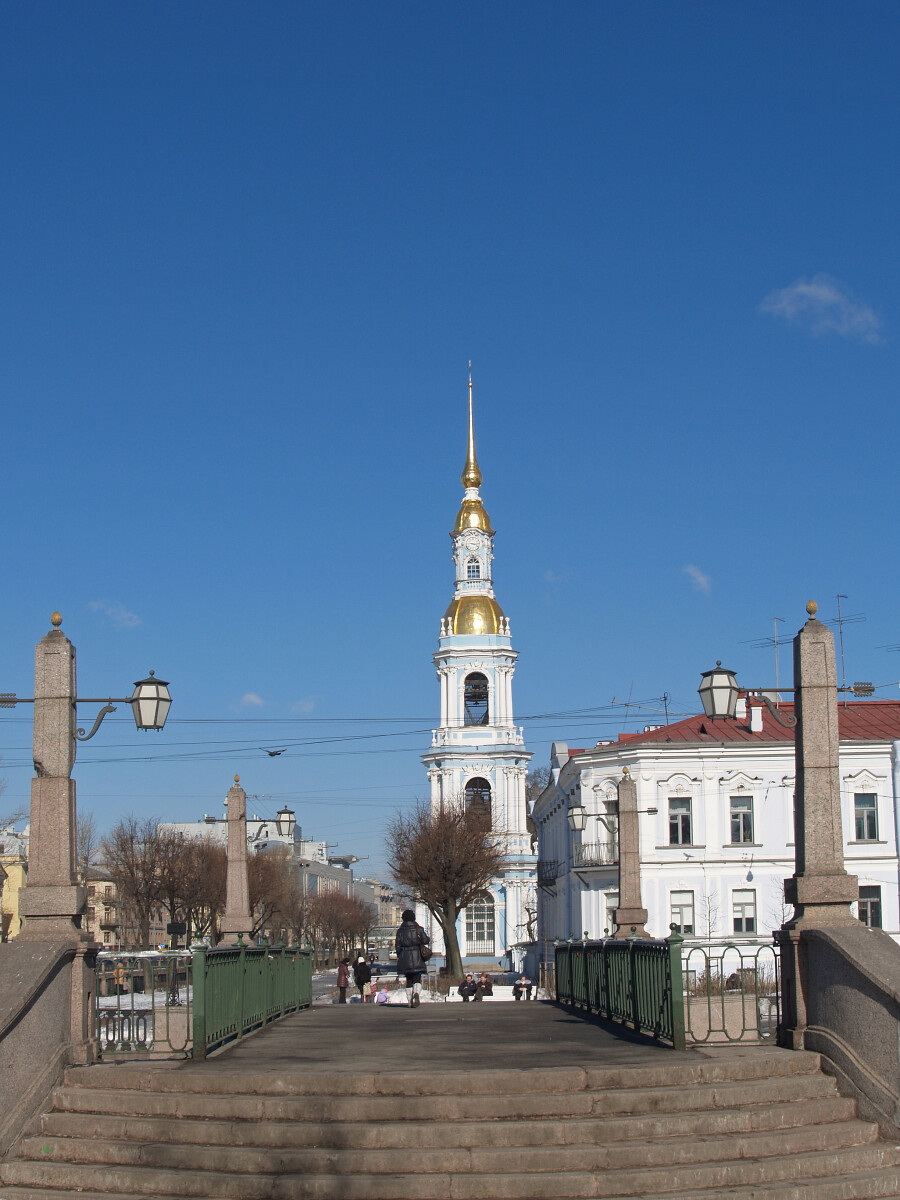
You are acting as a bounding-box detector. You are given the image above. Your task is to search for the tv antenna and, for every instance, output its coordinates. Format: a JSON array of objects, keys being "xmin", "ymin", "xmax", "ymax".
[
  {"xmin": 741, "ymin": 617, "xmax": 786, "ymax": 702},
  {"xmin": 827, "ymin": 595, "xmax": 866, "ymax": 696}
]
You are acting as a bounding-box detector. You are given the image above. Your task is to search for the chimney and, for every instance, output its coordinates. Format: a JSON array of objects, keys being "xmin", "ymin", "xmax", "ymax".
[
  {"xmin": 749, "ymin": 702, "xmax": 763, "ymax": 733},
  {"xmin": 735, "ymin": 697, "xmax": 747, "ymax": 721}
]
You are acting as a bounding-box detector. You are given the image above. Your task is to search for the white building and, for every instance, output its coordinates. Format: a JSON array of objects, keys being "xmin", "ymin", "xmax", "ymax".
[
  {"xmin": 421, "ymin": 379, "xmax": 536, "ymax": 967},
  {"xmin": 161, "ymin": 806, "xmax": 326, "ymax": 860},
  {"xmin": 532, "ymin": 698, "xmax": 900, "ymax": 960}
]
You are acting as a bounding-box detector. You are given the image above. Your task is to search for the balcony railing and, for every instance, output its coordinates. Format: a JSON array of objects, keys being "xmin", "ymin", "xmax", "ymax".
[
  {"xmin": 537, "ymin": 860, "xmax": 559, "ymax": 885},
  {"xmin": 573, "ymin": 842, "xmax": 618, "ymax": 869}
]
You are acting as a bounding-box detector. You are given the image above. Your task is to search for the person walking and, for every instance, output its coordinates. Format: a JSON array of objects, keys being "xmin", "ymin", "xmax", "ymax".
[
  {"xmin": 337, "ymin": 957, "xmax": 350, "ymax": 1004},
  {"xmin": 394, "ymin": 908, "xmax": 430, "ymax": 1007},
  {"xmin": 353, "ymin": 954, "xmax": 373, "ymax": 1003}
]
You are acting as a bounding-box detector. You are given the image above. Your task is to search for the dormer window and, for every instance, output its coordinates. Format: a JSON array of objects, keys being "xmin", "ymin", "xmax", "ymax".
[{"xmin": 466, "ymin": 558, "xmax": 481, "ymax": 580}]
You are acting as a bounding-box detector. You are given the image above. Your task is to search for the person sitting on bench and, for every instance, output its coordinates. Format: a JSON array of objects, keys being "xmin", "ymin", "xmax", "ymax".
[
  {"xmin": 512, "ymin": 974, "xmax": 533, "ymax": 1001},
  {"xmin": 458, "ymin": 973, "xmax": 477, "ymax": 1001},
  {"xmin": 473, "ymin": 972, "xmax": 493, "ymax": 1001}
]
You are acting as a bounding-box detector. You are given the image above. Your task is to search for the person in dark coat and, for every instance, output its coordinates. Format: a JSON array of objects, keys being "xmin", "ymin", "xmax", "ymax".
[
  {"xmin": 395, "ymin": 908, "xmax": 430, "ymax": 1007},
  {"xmin": 337, "ymin": 958, "xmax": 351, "ymax": 1003},
  {"xmin": 458, "ymin": 974, "xmax": 477, "ymax": 1001},
  {"xmin": 353, "ymin": 955, "xmax": 373, "ymax": 1003}
]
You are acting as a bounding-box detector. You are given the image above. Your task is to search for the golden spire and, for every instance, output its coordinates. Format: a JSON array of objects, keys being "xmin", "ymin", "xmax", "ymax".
[{"xmin": 461, "ymin": 362, "xmax": 483, "ymax": 489}]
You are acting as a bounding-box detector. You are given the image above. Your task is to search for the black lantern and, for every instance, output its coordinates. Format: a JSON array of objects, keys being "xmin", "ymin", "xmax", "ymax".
[
  {"xmin": 698, "ymin": 662, "xmax": 739, "ymax": 720},
  {"xmin": 130, "ymin": 671, "xmax": 172, "ymax": 731}
]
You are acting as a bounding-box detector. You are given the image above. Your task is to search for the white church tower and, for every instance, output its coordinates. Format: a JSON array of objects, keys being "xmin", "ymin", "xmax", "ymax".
[{"xmin": 421, "ymin": 374, "xmax": 535, "ymax": 968}]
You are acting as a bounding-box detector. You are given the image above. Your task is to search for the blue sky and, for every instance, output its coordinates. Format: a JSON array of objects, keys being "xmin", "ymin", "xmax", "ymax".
[{"xmin": 2, "ymin": 4, "xmax": 899, "ymax": 877}]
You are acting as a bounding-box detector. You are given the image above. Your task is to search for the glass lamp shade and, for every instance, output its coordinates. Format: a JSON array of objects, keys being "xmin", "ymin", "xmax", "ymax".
[
  {"xmin": 567, "ymin": 804, "xmax": 588, "ymax": 832},
  {"xmin": 275, "ymin": 806, "xmax": 296, "ymax": 838},
  {"xmin": 130, "ymin": 671, "xmax": 172, "ymax": 731},
  {"xmin": 698, "ymin": 663, "xmax": 739, "ymax": 720}
]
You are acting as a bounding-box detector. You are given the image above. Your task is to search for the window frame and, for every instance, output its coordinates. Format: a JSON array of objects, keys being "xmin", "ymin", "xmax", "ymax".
[
  {"xmin": 858, "ymin": 884, "xmax": 882, "ymax": 929},
  {"xmin": 730, "ymin": 794, "xmax": 754, "ymax": 845},
  {"xmin": 854, "ymin": 793, "xmax": 878, "ymax": 842},
  {"xmin": 668, "ymin": 796, "xmax": 693, "ymax": 846},
  {"xmin": 670, "ymin": 890, "xmax": 694, "ymax": 935},
  {"xmin": 732, "ymin": 889, "xmax": 757, "ymax": 935}
]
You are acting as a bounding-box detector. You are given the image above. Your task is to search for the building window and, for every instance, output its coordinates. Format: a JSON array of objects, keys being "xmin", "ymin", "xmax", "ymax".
[
  {"xmin": 464, "ymin": 777, "xmax": 492, "ymax": 829},
  {"xmin": 730, "ymin": 795, "xmax": 754, "ymax": 844},
  {"xmin": 669, "ymin": 797, "xmax": 692, "ymax": 845},
  {"xmin": 465, "ymin": 893, "xmax": 495, "ymax": 954},
  {"xmin": 671, "ymin": 891, "xmax": 694, "ymax": 935},
  {"xmin": 466, "ymin": 557, "xmax": 481, "ymax": 580},
  {"xmin": 858, "ymin": 885, "xmax": 882, "ymax": 929},
  {"xmin": 463, "ymin": 672, "xmax": 489, "ymax": 726},
  {"xmin": 854, "ymin": 794, "xmax": 878, "ymax": 842},
  {"xmin": 733, "ymin": 889, "xmax": 757, "ymax": 934}
]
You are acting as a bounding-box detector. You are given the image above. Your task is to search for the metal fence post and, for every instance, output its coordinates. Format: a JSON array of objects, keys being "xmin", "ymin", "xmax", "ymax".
[
  {"xmin": 667, "ymin": 926, "xmax": 686, "ymax": 1051},
  {"xmin": 192, "ymin": 947, "xmax": 207, "ymax": 1060},
  {"xmin": 628, "ymin": 935, "xmax": 640, "ymax": 1033}
]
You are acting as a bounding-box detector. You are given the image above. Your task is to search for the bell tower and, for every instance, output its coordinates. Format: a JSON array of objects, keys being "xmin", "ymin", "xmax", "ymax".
[{"xmin": 421, "ymin": 372, "xmax": 535, "ymax": 966}]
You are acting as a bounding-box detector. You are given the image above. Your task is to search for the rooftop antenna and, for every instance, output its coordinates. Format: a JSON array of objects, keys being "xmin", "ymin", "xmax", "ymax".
[
  {"xmin": 662, "ymin": 692, "xmax": 670, "ymax": 723},
  {"xmin": 828, "ymin": 595, "xmax": 866, "ymax": 700},
  {"xmin": 740, "ymin": 617, "xmax": 785, "ymax": 705}
]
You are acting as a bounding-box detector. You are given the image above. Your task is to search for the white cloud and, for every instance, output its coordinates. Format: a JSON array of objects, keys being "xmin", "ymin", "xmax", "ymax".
[
  {"xmin": 684, "ymin": 564, "xmax": 711, "ymax": 595},
  {"xmin": 241, "ymin": 692, "xmax": 264, "ymax": 707},
  {"xmin": 89, "ymin": 600, "xmax": 141, "ymax": 630},
  {"xmin": 292, "ymin": 698, "xmax": 315, "ymax": 714},
  {"xmin": 760, "ymin": 274, "xmax": 882, "ymax": 344}
]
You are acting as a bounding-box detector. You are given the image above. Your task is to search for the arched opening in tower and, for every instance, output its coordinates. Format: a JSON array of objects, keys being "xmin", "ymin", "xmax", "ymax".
[
  {"xmin": 464, "ymin": 776, "xmax": 492, "ymax": 829},
  {"xmin": 463, "ymin": 672, "xmax": 489, "ymax": 726}
]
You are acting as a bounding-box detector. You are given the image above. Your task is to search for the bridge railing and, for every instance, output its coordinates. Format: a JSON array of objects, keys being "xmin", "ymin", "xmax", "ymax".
[
  {"xmin": 682, "ymin": 938, "xmax": 780, "ymax": 1043},
  {"xmin": 95, "ymin": 941, "xmax": 312, "ymax": 1060},
  {"xmin": 555, "ymin": 931, "xmax": 686, "ymax": 1049}
]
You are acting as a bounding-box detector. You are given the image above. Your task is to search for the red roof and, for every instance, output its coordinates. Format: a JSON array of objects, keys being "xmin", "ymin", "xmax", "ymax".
[{"xmin": 610, "ymin": 700, "xmax": 900, "ymax": 747}]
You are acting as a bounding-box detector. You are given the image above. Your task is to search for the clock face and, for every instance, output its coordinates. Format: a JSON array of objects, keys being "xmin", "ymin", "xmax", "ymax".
[{"xmin": 464, "ymin": 535, "xmax": 480, "ymax": 551}]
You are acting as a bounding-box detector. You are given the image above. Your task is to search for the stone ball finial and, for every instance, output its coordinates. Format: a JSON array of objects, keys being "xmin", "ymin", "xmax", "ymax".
[
  {"xmin": 51, "ymin": 612, "xmax": 62, "ymax": 629},
  {"xmin": 806, "ymin": 599, "xmax": 818, "ymax": 620}
]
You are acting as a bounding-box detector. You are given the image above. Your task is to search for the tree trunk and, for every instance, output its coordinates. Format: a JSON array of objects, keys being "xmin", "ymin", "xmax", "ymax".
[
  {"xmin": 139, "ymin": 916, "xmax": 151, "ymax": 950},
  {"xmin": 436, "ymin": 905, "xmax": 463, "ymax": 977}
]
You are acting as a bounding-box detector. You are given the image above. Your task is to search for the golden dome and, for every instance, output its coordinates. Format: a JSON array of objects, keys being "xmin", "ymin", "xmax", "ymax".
[
  {"xmin": 452, "ymin": 499, "xmax": 494, "ymax": 535},
  {"xmin": 443, "ymin": 595, "xmax": 506, "ymax": 636}
]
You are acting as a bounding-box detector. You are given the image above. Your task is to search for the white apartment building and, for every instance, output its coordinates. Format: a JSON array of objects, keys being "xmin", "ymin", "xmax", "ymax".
[{"xmin": 532, "ymin": 698, "xmax": 900, "ymax": 960}]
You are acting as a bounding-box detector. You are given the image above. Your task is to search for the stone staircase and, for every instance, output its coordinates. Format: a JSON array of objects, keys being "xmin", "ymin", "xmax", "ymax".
[{"xmin": 2, "ymin": 1050, "xmax": 900, "ymax": 1198}]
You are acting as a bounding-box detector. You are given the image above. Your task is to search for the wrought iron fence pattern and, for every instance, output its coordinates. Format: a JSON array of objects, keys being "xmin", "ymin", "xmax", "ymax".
[{"xmin": 682, "ymin": 940, "xmax": 780, "ymax": 1043}]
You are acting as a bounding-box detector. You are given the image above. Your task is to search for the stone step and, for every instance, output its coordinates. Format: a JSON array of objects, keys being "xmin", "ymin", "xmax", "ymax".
[
  {"xmin": 4, "ymin": 1176, "xmax": 900, "ymax": 1200},
  {"xmin": 13, "ymin": 1118, "xmax": 881, "ymax": 1176},
  {"xmin": 64, "ymin": 1049, "xmax": 822, "ymax": 1096},
  {"xmin": 4, "ymin": 1144, "xmax": 900, "ymax": 1198},
  {"xmin": 39, "ymin": 1093, "xmax": 859, "ymax": 1150},
  {"xmin": 49, "ymin": 1071, "xmax": 838, "ymax": 1123}
]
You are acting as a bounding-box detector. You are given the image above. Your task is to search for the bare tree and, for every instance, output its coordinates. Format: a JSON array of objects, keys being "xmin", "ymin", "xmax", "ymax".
[
  {"xmin": 102, "ymin": 816, "xmax": 165, "ymax": 950},
  {"xmin": 386, "ymin": 799, "xmax": 505, "ymax": 977},
  {"xmin": 525, "ymin": 766, "xmax": 550, "ymax": 806},
  {"xmin": 76, "ymin": 811, "xmax": 100, "ymax": 882},
  {"xmin": 768, "ymin": 879, "xmax": 794, "ymax": 930}
]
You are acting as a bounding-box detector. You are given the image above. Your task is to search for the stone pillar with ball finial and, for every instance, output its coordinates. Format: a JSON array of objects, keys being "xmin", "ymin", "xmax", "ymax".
[
  {"xmin": 18, "ymin": 612, "xmax": 88, "ymax": 941},
  {"xmin": 778, "ymin": 600, "xmax": 859, "ymax": 1048},
  {"xmin": 611, "ymin": 766, "xmax": 649, "ymax": 939},
  {"xmin": 221, "ymin": 775, "xmax": 252, "ymax": 941}
]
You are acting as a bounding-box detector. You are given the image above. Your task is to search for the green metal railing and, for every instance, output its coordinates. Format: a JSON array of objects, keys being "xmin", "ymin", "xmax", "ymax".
[
  {"xmin": 682, "ymin": 940, "xmax": 780, "ymax": 1043},
  {"xmin": 555, "ymin": 930, "xmax": 686, "ymax": 1049},
  {"xmin": 192, "ymin": 939, "xmax": 312, "ymax": 1058},
  {"xmin": 95, "ymin": 941, "xmax": 311, "ymax": 1060}
]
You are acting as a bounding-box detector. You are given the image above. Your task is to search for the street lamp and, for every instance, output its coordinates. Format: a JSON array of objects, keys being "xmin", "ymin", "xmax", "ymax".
[
  {"xmin": 7, "ymin": 613, "xmax": 173, "ymax": 943},
  {"xmin": 698, "ymin": 661, "xmax": 796, "ymax": 729},
  {"xmin": 698, "ymin": 662, "xmax": 740, "ymax": 721}
]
